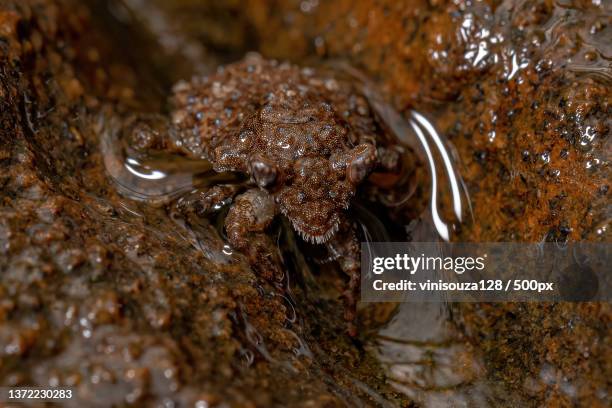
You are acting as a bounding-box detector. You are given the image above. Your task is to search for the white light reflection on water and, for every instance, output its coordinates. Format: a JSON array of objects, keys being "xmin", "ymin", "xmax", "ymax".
[
  {"xmin": 411, "ymin": 111, "xmax": 463, "ymax": 225},
  {"xmin": 339, "ymin": 62, "xmax": 471, "ymax": 242},
  {"xmin": 124, "ymin": 157, "xmax": 167, "ymax": 180},
  {"xmin": 367, "ymin": 102, "xmax": 470, "ymax": 241}
]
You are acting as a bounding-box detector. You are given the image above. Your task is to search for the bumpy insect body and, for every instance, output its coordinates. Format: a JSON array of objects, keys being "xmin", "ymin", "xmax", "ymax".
[{"xmin": 129, "ymin": 54, "xmax": 400, "ymax": 335}]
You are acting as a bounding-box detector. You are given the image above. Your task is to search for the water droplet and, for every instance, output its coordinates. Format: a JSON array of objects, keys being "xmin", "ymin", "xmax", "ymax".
[
  {"xmin": 585, "ymin": 158, "xmax": 600, "ymax": 171},
  {"xmin": 578, "ymin": 125, "xmax": 597, "ymax": 151},
  {"xmin": 239, "ymin": 130, "xmax": 253, "ymax": 143},
  {"xmin": 584, "ymin": 51, "xmax": 598, "ymax": 62},
  {"xmin": 522, "ymin": 150, "xmax": 531, "ymax": 161}
]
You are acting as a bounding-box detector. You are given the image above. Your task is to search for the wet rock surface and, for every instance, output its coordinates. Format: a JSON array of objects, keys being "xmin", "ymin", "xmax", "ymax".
[{"xmin": 0, "ymin": 0, "xmax": 610, "ymax": 407}]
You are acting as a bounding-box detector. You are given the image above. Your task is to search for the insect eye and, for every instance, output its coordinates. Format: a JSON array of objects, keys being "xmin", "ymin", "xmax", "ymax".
[{"xmin": 250, "ymin": 159, "xmax": 278, "ymax": 188}]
